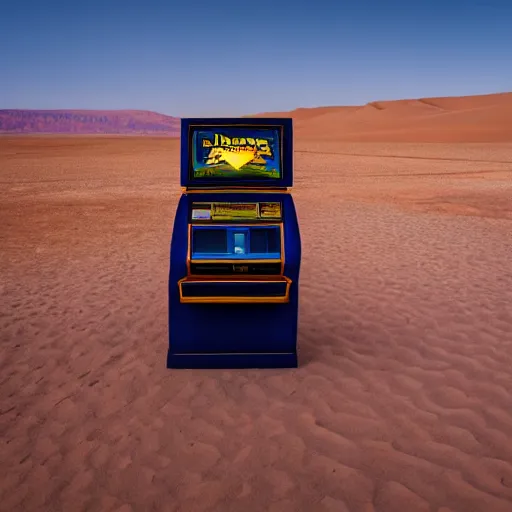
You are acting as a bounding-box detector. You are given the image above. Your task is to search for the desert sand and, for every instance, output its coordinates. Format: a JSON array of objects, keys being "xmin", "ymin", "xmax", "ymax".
[
  {"xmin": 254, "ymin": 92, "xmax": 512, "ymax": 143},
  {"xmin": 1, "ymin": 98, "xmax": 512, "ymax": 512}
]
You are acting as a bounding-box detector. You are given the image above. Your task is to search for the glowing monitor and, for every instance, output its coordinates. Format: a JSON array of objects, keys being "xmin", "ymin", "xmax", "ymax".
[
  {"xmin": 192, "ymin": 127, "xmax": 281, "ymax": 180},
  {"xmin": 181, "ymin": 118, "xmax": 293, "ymax": 188}
]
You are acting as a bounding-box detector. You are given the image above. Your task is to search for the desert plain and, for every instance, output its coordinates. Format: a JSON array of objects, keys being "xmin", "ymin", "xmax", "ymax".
[{"xmin": 1, "ymin": 95, "xmax": 512, "ymax": 512}]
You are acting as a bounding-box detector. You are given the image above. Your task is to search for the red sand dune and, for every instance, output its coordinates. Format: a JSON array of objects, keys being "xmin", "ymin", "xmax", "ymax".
[{"xmin": 250, "ymin": 92, "xmax": 512, "ymax": 142}]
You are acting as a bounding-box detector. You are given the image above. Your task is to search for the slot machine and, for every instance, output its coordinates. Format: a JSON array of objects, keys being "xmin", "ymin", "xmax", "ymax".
[{"xmin": 167, "ymin": 118, "xmax": 301, "ymax": 369}]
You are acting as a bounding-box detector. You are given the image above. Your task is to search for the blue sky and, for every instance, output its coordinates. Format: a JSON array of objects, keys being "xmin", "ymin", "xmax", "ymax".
[{"xmin": 1, "ymin": 0, "xmax": 511, "ymax": 116}]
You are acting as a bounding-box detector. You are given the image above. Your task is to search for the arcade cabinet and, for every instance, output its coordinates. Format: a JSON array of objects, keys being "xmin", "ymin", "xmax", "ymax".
[{"xmin": 167, "ymin": 118, "xmax": 301, "ymax": 369}]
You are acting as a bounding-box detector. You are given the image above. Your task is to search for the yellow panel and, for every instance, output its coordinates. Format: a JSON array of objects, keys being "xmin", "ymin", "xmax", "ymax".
[
  {"xmin": 211, "ymin": 202, "xmax": 258, "ymax": 221},
  {"xmin": 259, "ymin": 202, "xmax": 282, "ymax": 219}
]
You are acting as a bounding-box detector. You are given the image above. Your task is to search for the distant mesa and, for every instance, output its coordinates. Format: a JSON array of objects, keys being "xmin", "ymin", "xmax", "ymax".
[{"xmin": 0, "ymin": 109, "xmax": 180, "ymax": 136}]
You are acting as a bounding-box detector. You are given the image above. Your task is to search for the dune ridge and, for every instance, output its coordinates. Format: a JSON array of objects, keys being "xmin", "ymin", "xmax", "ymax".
[{"xmin": 250, "ymin": 92, "xmax": 512, "ymax": 142}]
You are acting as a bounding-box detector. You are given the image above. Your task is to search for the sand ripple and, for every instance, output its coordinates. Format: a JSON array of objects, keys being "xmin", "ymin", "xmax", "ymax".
[{"xmin": 1, "ymin": 138, "xmax": 512, "ymax": 511}]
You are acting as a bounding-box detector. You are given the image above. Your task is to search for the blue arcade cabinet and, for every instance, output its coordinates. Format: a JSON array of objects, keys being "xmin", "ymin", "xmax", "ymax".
[{"xmin": 167, "ymin": 118, "xmax": 301, "ymax": 369}]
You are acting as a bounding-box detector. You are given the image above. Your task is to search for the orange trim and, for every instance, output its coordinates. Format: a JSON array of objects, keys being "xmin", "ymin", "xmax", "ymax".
[
  {"xmin": 184, "ymin": 188, "xmax": 290, "ymax": 194},
  {"xmin": 178, "ymin": 276, "xmax": 292, "ymax": 304}
]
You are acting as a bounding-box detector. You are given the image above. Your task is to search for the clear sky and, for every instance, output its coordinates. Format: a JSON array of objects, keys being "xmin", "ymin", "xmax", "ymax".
[{"xmin": 1, "ymin": 0, "xmax": 511, "ymax": 117}]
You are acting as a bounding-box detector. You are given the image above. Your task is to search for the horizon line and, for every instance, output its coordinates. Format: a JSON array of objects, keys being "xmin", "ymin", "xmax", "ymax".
[{"xmin": 1, "ymin": 90, "xmax": 511, "ymax": 117}]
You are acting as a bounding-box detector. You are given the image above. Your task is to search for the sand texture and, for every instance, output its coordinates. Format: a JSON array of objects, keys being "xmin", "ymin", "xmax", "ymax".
[
  {"xmin": 1, "ymin": 132, "xmax": 512, "ymax": 511},
  {"xmin": 254, "ymin": 92, "xmax": 512, "ymax": 143}
]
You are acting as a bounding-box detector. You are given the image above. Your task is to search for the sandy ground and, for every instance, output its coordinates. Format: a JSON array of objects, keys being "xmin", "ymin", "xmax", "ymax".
[{"xmin": 1, "ymin": 136, "xmax": 512, "ymax": 512}]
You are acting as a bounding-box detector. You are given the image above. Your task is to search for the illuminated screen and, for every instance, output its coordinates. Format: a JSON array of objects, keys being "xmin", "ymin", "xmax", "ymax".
[{"xmin": 191, "ymin": 127, "xmax": 282, "ymax": 180}]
